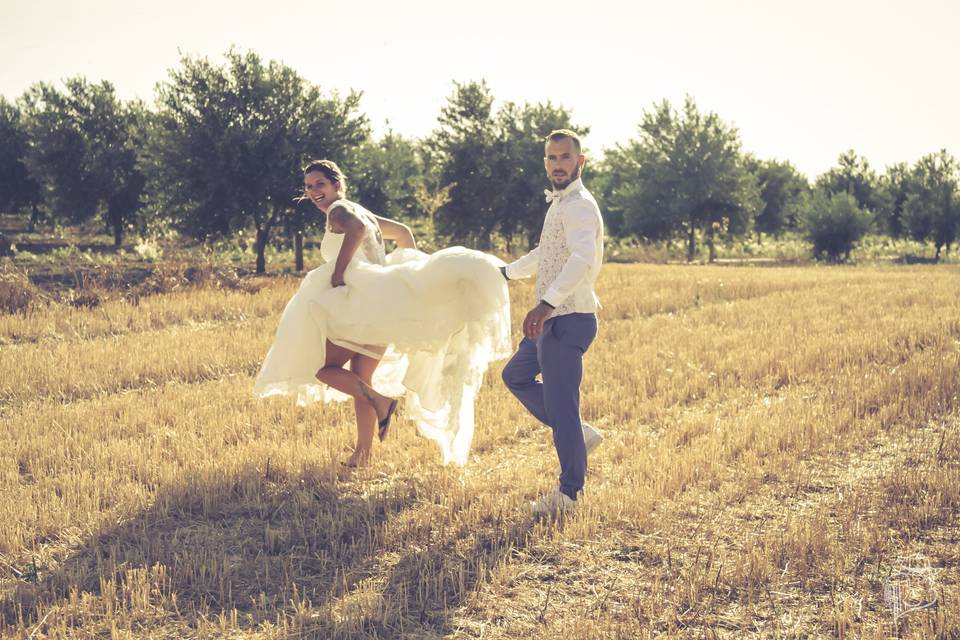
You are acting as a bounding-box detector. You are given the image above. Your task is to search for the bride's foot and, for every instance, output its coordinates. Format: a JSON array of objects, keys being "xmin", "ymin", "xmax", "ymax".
[
  {"xmin": 338, "ymin": 449, "xmax": 370, "ymax": 478},
  {"xmin": 345, "ymin": 448, "xmax": 371, "ymax": 467}
]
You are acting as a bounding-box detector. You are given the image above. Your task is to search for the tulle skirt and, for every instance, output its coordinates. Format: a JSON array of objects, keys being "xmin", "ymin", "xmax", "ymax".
[{"xmin": 253, "ymin": 247, "xmax": 513, "ymax": 465}]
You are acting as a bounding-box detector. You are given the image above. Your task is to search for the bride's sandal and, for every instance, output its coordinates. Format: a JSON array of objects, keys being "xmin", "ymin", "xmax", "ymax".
[{"xmin": 377, "ymin": 398, "xmax": 399, "ymax": 442}]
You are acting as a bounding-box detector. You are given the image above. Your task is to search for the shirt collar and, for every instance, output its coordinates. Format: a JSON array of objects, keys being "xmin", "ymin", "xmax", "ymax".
[{"xmin": 545, "ymin": 178, "xmax": 583, "ymax": 204}]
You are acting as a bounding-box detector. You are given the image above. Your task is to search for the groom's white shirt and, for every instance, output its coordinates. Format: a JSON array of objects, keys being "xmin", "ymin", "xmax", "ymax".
[{"xmin": 504, "ymin": 178, "xmax": 603, "ymax": 317}]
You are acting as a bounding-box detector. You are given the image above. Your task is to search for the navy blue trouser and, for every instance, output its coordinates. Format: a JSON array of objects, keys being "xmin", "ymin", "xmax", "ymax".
[{"xmin": 502, "ymin": 313, "xmax": 598, "ymax": 500}]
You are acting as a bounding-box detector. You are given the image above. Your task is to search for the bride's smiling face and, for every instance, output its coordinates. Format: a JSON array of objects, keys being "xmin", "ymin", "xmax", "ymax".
[{"xmin": 304, "ymin": 171, "xmax": 341, "ymax": 212}]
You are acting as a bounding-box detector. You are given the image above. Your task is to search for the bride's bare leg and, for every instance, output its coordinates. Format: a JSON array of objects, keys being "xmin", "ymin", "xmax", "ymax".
[
  {"xmin": 316, "ymin": 341, "xmax": 391, "ymax": 466},
  {"xmin": 347, "ymin": 353, "xmax": 383, "ymax": 464},
  {"xmin": 316, "ymin": 345, "xmax": 394, "ymax": 418}
]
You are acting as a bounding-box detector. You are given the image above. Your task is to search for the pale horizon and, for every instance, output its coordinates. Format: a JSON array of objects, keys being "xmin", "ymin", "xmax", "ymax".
[{"xmin": 2, "ymin": 0, "xmax": 958, "ymax": 180}]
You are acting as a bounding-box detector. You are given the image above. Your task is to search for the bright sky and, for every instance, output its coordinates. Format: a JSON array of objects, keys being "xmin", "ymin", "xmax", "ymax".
[{"xmin": 2, "ymin": 0, "xmax": 957, "ymax": 179}]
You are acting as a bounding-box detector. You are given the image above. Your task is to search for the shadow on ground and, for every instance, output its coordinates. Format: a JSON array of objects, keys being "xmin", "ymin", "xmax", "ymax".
[{"xmin": 1, "ymin": 461, "xmax": 533, "ymax": 637}]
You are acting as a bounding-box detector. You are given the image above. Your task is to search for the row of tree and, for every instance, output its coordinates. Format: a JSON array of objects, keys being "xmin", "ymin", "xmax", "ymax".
[{"xmin": 1, "ymin": 49, "xmax": 958, "ymax": 271}]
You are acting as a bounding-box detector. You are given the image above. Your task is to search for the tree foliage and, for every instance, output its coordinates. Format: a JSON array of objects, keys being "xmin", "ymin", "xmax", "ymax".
[
  {"xmin": 816, "ymin": 150, "xmax": 880, "ymax": 213},
  {"xmin": 749, "ymin": 158, "xmax": 809, "ymax": 239},
  {"xmin": 875, "ymin": 162, "xmax": 911, "ymax": 238},
  {"xmin": 0, "ymin": 97, "xmax": 42, "ymax": 222},
  {"xmin": 800, "ymin": 190, "xmax": 873, "ymax": 262},
  {"xmin": 143, "ymin": 49, "xmax": 369, "ymax": 273},
  {"xmin": 426, "ymin": 81, "xmax": 582, "ymax": 250},
  {"xmin": 346, "ymin": 132, "xmax": 425, "ymax": 223},
  {"xmin": 901, "ymin": 150, "xmax": 958, "ymax": 258},
  {"xmin": 426, "ymin": 81, "xmax": 499, "ymax": 247},
  {"xmin": 607, "ymin": 97, "xmax": 761, "ymax": 261},
  {"xmin": 19, "ymin": 78, "xmax": 144, "ymax": 245},
  {"xmin": 3, "ymin": 56, "xmax": 957, "ymax": 263}
]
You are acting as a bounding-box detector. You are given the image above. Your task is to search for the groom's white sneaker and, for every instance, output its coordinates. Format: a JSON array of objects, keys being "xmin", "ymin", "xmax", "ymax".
[
  {"xmin": 529, "ymin": 488, "xmax": 577, "ymax": 519},
  {"xmin": 583, "ymin": 422, "xmax": 604, "ymax": 454}
]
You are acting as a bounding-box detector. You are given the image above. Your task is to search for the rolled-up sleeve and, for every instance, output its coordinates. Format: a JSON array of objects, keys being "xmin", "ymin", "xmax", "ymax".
[{"xmin": 542, "ymin": 203, "xmax": 599, "ymax": 307}]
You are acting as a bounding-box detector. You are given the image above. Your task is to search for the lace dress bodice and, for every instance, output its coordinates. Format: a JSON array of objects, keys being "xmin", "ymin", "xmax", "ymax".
[{"xmin": 319, "ymin": 199, "xmax": 387, "ymax": 266}]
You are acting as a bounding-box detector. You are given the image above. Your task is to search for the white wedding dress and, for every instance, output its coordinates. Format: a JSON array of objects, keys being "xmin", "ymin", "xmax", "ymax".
[{"xmin": 253, "ymin": 199, "xmax": 512, "ymax": 465}]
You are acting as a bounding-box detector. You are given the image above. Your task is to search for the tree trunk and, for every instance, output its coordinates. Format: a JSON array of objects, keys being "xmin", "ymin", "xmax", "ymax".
[
  {"xmin": 256, "ymin": 209, "xmax": 282, "ymax": 275},
  {"xmin": 256, "ymin": 227, "xmax": 269, "ymax": 274},
  {"xmin": 294, "ymin": 208, "xmax": 304, "ymax": 272},
  {"xmin": 29, "ymin": 205, "xmax": 40, "ymax": 233},
  {"xmin": 478, "ymin": 230, "xmax": 492, "ymax": 251},
  {"xmin": 113, "ymin": 219, "xmax": 123, "ymax": 248},
  {"xmin": 707, "ymin": 226, "xmax": 716, "ymax": 263},
  {"xmin": 295, "ymin": 232, "xmax": 304, "ymax": 272},
  {"xmin": 686, "ymin": 224, "xmax": 696, "ymax": 262}
]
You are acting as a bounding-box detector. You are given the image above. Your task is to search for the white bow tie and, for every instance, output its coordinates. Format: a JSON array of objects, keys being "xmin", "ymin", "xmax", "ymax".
[{"xmin": 544, "ymin": 189, "xmax": 563, "ymax": 203}]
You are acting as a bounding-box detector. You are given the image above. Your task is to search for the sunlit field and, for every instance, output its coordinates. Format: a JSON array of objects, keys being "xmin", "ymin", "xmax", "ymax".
[{"xmin": 1, "ymin": 263, "xmax": 958, "ymax": 639}]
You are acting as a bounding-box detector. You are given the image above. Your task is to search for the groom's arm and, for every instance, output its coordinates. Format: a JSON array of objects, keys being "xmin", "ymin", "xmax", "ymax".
[{"xmin": 502, "ymin": 246, "xmax": 540, "ymax": 280}]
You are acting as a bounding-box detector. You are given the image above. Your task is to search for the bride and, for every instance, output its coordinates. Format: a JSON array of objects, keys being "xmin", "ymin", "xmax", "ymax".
[{"xmin": 254, "ymin": 160, "xmax": 512, "ymax": 468}]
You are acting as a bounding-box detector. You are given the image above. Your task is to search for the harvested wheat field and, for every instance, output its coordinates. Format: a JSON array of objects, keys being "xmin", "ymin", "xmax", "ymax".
[{"xmin": 1, "ymin": 263, "xmax": 958, "ymax": 639}]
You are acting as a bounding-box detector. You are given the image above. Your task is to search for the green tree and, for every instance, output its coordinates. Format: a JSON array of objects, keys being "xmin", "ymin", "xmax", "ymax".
[
  {"xmin": 800, "ymin": 190, "xmax": 873, "ymax": 262},
  {"xmin": 426, "ymin": 81, "xmax": 499, "ymax": 247},
  {"xmin": 19, "ymin": 78, "xmax": 145, "ymax": 245},
  {"xmin": 588, "ymin": 157, "xmax": 622, "ymax": 236},
  {"xmin": 749, "ymin": 157, "xmax": 809, "ymax": 240},
  {"xmin": 612, "ymin": 97, "xmax": 760, "ymax": 261},
  {"xmin": 346, "ymin": 132, "xmax": 425, "ymax": 222},
  {"xmin": 816, "ymin": 150, "xmax": 879, "ymax": 213},
  {"xmin": 426, "ymin": 83, "xmax": 587, "ymax": 249},
  {"xmin": 143, "ymin": 49, "xmax": 369, "ymax": 273},
  {"xmin": 0, "ymin": 97, "xmax": 42, "ymax": 226},
  {"xmin": 875, "ymin": 162, "xmax": 911, "ymax": 238},
  {"xmin": 902, "ymin": 150, "xmax": 959, "ymax": 259},
  {"xmin": 106, "ymin": 100, "xmax": 148, "ymax": 244}
]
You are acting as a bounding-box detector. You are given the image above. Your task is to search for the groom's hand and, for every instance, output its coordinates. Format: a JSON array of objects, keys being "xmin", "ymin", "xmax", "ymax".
[{"xmin": 523, "ymin": 302, "xmax": 554, "ymax": 339}]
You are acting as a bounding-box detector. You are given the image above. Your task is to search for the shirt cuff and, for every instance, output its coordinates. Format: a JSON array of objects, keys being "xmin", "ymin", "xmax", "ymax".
[{"xmin": 541, "ymin": 289, "xmax": 564, "ymax": 308}]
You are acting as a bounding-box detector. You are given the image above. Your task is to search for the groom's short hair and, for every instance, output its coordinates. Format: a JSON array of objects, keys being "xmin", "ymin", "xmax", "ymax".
[{"xmin": 544, "ymin": 129, "xmax": 582, "ymax": 155}]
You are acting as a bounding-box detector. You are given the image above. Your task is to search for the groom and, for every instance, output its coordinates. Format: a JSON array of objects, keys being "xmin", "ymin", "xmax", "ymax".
[{"xmin": 501, "ymin": 129, "xmax": 604, "ymax": 518}]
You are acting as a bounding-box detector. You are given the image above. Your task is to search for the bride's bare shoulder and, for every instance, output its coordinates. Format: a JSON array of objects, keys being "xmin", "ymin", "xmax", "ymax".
[{"xmin": 327, "ymin": 202, "xmax": 363, "ymax": 234}]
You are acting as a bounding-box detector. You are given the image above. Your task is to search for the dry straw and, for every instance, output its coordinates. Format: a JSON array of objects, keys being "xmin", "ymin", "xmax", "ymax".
[{"xmin": 1, "ymin": 263, "xmax": 958, "ymax": 638}]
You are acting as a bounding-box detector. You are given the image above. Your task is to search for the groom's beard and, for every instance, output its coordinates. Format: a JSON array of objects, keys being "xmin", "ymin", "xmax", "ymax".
[{"xmin": 550, "ymin": 163, "xmax": 581, "ymax": 191}]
